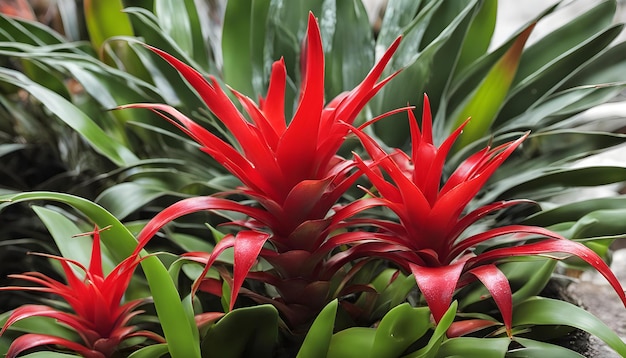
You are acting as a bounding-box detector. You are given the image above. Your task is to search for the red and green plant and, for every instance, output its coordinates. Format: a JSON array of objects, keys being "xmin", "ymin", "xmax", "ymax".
[{"xmin": 0, "ymin": 225, "xmax": 163, "ymax": 357}]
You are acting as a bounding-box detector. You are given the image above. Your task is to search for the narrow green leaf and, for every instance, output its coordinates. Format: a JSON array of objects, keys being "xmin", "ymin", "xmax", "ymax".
[
  {"xmin": 127, "ymin": 343, "xmax": 169, "ymax": 358},
  {"xmin": 154, "ymin": 0, "xmax": 194, "ymax": 56},
  {"xmin": 454, "ymin": 0, "xmax": 497, "ymax": 74},
  {"xmin": 297, "ymin": 299, "xmax": 339, "ymax": 358},
  {"xmin": 451, "ymin": 24, "xmax": 533, "ymax": 150},
  {"xmin": 321, "ymin": 0, "xmax": 374, "ymax": 99},
  {"xmin": 222, "ymin": 0, "xmax": 255, "ymax": 96},
  {"xmin": 201, "ymin": 305, "xmax": 279, "ymax": 358},
  {"xmin": 0, "ymin": 68, "xmax": 138, "ymax": 167},
  {"xmin": 96, "ymin": 182, "xmax": 169, "ymax": 220},
  {"xmin": 524, "ymin": 196, "xmax": 626, "ymax": 227},
  {"xmin": 435, "ymin": 337, "xmax": 510, "ymax": 358},
  {"xmin": 328, "ymin": 328, "xmax": 376, "ymax": 358},
  {"xmin": 369, "ymin": 304, "xmax": 431, "ymax": 358},
  {"xmin": 513, "ymin": 297, "xmax": 626, "ymax": 356},
  {"xmin": 509, "ymin": 337, "xmax": 585, "ymax": 357}
]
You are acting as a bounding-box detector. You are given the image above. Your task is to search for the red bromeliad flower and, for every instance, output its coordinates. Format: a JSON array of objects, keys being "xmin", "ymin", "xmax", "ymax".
[
  {"xmin": 338, "ymin": 94, "xmax": 626, "ymax": 335},
  {"xmin": 0, "ymin": 226, "xmax": 163, "ymax": 358},
  {"xmin": 121, "ymin": 13, "xmax": 403, "ymax": 326}
]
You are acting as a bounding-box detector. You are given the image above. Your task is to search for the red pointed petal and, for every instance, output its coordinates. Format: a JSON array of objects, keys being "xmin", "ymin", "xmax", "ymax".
[
  {"xmin": 275, "ymin": 13, "xmax": 324, "ymax": 179},
  {"xmin": 448, "ymin": 200, "xmax": 534, "ymax": 247},
  {"xmin": 260, "ymin": 58, "xmax": 287, "ymax": 133},
  {"xmin": 0, "ymin": 305, "xmax": 92, "ymax": 337},
  {"xmin": 134, "ymin": 197, "xmax": 276, "ymax": 255},
  {"xmin": 448, "ymin": 225, "xmax": 563, "ymax": 262},
  {"xmin": 6, "ymin": 334, "xmax": 103, "ymax": 358},
  {"xmin": 334, "ymin": 36, "xmax": 402, "ymax": 122},
  {"xmin": 466, "ymin": 264, "xmax": 513, "ymax": 336},
  {"xmin": 472, "ymin": 239, "xmax": 626, "ymax": 307},
  {"xmin": 410, "ymin": 261, "xmax": 466, "ymax": 323},
  {"xmin": 86, "ymin": 225, "xmax": 104, "ymax": 278},
  {"xmin": 230, "ymin": 231, "xmax": 271, "ymax": 310}
]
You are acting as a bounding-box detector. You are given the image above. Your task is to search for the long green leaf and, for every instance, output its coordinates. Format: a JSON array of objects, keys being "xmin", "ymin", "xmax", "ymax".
[
  {"xmin": 369, "ymin": 303, "xmax": 431, "ymax": 358},
  {"xmin": 451, "ymin": 24, "xmax": 532, "ymax": 149},
  {"xmin": 0, "ymin": 68, "xmax": 137, "ymax": 167},
  {"xmin": 435, "ymin": 337, "xmax": 510, "ymax": 358},
  {"xmin": 297, "ymin": 299, "xmax": 338, "ymax": 358},
  {"xmin": 513, "ymin": 297, "xmax": 626, "ymax": 356},
  {"xmin": 201, "ymin": 305, "xmax": 278, "ymax": 358}
]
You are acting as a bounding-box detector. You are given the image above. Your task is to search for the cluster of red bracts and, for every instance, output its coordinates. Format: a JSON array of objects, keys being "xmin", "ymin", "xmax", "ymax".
[{"xmin": 2, "ymin": 12, "xmax": 625, "ymax": 357}]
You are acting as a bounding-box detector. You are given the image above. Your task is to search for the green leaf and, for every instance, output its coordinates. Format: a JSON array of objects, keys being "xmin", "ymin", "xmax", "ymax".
[
  {"xmin": 154, "ymin": 0, "xmax": 193, "ymax": 57},
  {"xmin": 451, "ymin": 24, "xmax": 532, "ymax": 149},
  {"xmin": 0, "ymin": 68, "xmax": 138, "ymax": 167},
  {"xmin": 201, "ymin": 305, "xmax": 279, "ymax": 358},
  {"xmin": 84, "ymin": 0, "xmax": 134, "ymax": 50},
  {"xmin": 321, "ymin": 0, "xmax": 374, "ymax": 99},
  {"xmin": 96, "ymin": 182, "xmax": 170, "ymax": 220},
  {"xmin": 297, "ymin": 299, "xmax": 338, "ymax": 358},
  {"xmin": 509, "ymin": 337, "xmax": 585, "ymax": 357},
  {"xmin": 405, "ymin": 301, "xmax": 458, "ymax": 358},
  {"xmin": 127, "ymin": 343, "xmax": 170, "ymax": 358},
  {"xmin": 222, "ymin": 0, "xmax": 270, "ymax": 97},
  {"xmin": 435, "ymin": 337, "xmax": 510, "ymax": 358},
  {"xmin": 454, "ymin": 0, "xmax": 496, "ymax": 74},
  {"xmin": 513, "ymin": 297, "xmax": 626, "ymax": 356},
  {"xmin": 525, "ymin": 196, "xmax": 626, "ymax": 227},
  {"xmin": 31, "ymin": 205, "xmax": 116, "ymax": 274},
  {"xmin": 369, "ymin": 303, "xmax": 431, "ymax": 358},
  {"xmin": 327, "ymin": 328, "xmax": 376, "ymax": 358}
]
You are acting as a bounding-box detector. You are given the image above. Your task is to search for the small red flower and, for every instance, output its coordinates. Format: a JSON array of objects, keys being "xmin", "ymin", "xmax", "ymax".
[
  {"xmin": 343, "ymin": 94, "xmax": 626, "ymax": 335},
  {"xmin": 0, "ymin": 225, "xmax": 163, "ymax": 358}
]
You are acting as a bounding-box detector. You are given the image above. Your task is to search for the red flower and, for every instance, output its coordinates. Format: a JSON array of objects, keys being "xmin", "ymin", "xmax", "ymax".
[
  {"xmin": 123, "ymin": 12, "xmax": 403, "ymax": 324},
  {"xmin": 0, "ymin": 226, "xmax": 163, "ymax": 358},
  {"xmin": 342, "ymin": 94, "xmax": 626, "ymax": 335}
]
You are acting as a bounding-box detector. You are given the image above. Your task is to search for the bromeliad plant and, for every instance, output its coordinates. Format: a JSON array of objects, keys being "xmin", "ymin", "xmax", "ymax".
[
  {"xmin": 2, "ymin": 0, "xmax": 626, "ymax": 357},
  {"xmin": 0, "ymin": 225, "xmax": 164, "ymax": 357}
]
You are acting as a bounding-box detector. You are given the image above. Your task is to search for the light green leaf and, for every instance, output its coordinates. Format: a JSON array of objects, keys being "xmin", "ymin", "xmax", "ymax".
[
  {"xmin": 369, "ymin": 304, "xmax": 431, "ymax": 358},
  {"xmin": 127, "ymin": 343, "xmax": 170, "ymax": 358},
  {"xmin": 513, "ymin": 297, "xmax": 626, "ymax": 356},
  {"xmin": 435, "ymin": 337, "xmax": 510, "ymax": 358},
  {"xmin": 201, "ymin": 305, "xmax": 279, "ymax": 358},
  {"xmin": 406, "ymin": 301, "xmax": 458, "ymax": 358},
  {"xmin": 84, "ymin": 0, "xmax": 134, "ymax": 50},
  {"xmin": 297, "ymin": 299, "xmax": 338, "ymax": 358}
]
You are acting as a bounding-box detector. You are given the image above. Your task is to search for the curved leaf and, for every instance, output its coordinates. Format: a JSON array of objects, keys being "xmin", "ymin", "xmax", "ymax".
[
  {"xmin": 0, "ymin": 68, "xmax": 137, "ymax": 167},
  {"xmin": 297, "ymin": 299, "xmax": 338, "ymax": 358},
  {"xmin": 513, "ymin": 297, "xmax": 626, "ymax": 356}
]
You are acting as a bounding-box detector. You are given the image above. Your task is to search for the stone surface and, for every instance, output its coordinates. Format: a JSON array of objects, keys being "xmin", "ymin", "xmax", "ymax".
[{"xmin": 569, "ymin": 249, "xmax": 626, "ymax": 357}]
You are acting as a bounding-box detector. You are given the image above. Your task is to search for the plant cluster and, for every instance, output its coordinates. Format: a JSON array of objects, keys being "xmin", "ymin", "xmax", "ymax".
[{"xmin": 1, "ymin": 0, "xmax": 626, "ymax": 357}]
